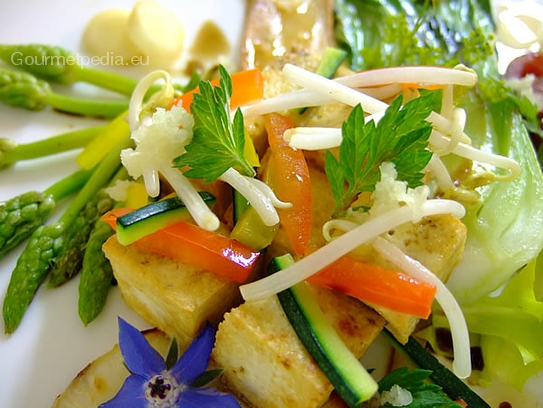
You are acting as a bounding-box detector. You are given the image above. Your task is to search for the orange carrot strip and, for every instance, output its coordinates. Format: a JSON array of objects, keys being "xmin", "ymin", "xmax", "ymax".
[
  {"xmin": 307, "ymin": 255, "xmax": 437, "ymax": 319},
  {"xmin": 264, "ymin": 113, "xmax": 312, "ymax": 255},
  {"xmin": 103, "ymin": 209, "xmax": 260, "ymax": 283},
  {"xmin": 402, "ymin": 82, "xmax": 445, "ymax": 91},
  {"xmin": 171, "ymin": 68, "xmax": 265, "ymax": 112}
]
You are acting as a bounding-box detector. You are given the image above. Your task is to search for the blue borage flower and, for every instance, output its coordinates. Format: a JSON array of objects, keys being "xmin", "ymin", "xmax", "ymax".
[{"xmin": 100, "ymin": 317, "xmax": 241, "ymax": 408}]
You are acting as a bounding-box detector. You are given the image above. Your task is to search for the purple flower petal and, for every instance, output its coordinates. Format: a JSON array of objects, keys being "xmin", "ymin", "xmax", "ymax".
[
  {"xmin": 118, "ymin": 317, "xmax": 166, "ymax": 377},
  {"xmin": 98, "ymin": 374, "xmax": 149, "ymax": 408},
  {"xmin": 176, "ymin": 387, "xmax": 242, "ymax": 408},
  {"xmin": 171, "ymin": 323, "xmax": 215, "ymax": 384}
]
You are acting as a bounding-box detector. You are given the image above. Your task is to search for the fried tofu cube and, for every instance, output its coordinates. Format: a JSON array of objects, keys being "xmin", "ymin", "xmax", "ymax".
[
  {"xmin": 212, "ymin": 285, "xmax": 385, "ymax": 407},
  {"xmin": 366, "ymin": 214, "xmax": 467, "ymax": 343},
  {"xmin": 102, "ymin": 236, "xmax": 244, "ymax": 348}
]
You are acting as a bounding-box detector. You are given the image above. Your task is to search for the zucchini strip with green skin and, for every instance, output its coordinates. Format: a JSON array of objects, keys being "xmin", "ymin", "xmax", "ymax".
[
  {"xmin": 270, "ymin": 254, "xmax": 378, "ymax": 406},
  {"xmin": 115, "ymin": 191, "xmax": 216, "ymax": 245}
]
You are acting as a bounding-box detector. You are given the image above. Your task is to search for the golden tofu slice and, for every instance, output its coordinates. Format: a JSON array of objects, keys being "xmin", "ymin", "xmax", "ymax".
[
  {"xmin": 363, "ymin": 214, "xmax": 467, "ymax": 343},
  {"xmin": 102, "ymin": 236, "xmax": 245, "ymax": 348},
  {"xmin": 213, "ymin": 285, "xmax": 385, "ymax": 408},
  {"xmin": 52, "ymin": 329, "xmax": 171, "ymax": 408}
]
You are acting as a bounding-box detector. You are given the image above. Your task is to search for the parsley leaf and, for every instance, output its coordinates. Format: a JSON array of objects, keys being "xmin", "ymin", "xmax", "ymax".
[
  {"xmin": 174, "ymin": 65, "xmax": 255, "ymax": 181},
  {"xmin": 324, "ymin": 93, "xmax": 434, "ymax": 215},
  {"xmin": 378, "ymin": 367, "xmax": 465, "ymax": 408}
]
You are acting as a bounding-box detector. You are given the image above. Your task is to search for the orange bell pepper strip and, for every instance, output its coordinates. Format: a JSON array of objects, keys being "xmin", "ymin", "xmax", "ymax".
[
  {"xmin": 264, "ymin": 113, "xmax": 312, "ymax": 255},
  {"xmin": 171, "ymin": 68, "xmax": 265, "ymax": 112},
  {"xmin": 307, "ymin": 255, "xmax": 437, "ymax": 319},
  {"xmin": 102, "ymin": 209, "xmax": 260, "ymax": 283}
]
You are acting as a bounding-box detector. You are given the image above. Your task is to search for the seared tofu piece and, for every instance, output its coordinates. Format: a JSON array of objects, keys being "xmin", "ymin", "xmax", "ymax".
[
  {"xmin": 213, "ymin": 285, "xmax": 385, "ymax": 408},
  {"xmin": 102, "ymin": 236, "xmax": 245, "ymax": 348},
  {"xmin": 364, "ymin": 214, "xmax": 467, "ymax": 343}
]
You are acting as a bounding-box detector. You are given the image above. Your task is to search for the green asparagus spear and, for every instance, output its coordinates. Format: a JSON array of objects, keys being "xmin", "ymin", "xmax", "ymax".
[
  {"xmin": 77, "ymin": 167, "xmax": 130, "ymax": 325},
  {"xmin": 0, "ymin": 67, "xmax": 128, "ymax": 118},
  {"xmin": 0, "ymin": 44, "xmax": 193, "ymax": 97},
  {"xmin": 0, "ymin": 44, "xmax": 139, "ymax": 96},
  {"xmin": 2, "ymin": 134, "xmax": 133, "ymax": 334},
  {"xmin": 47, "ymin": 166, "xmax": 130, "ymax": 287},
  {"xmin": 0, "ymin": 169, "xmax": 92, "ymax": 260},
  {"xmin": 47, "ymin": 188, "xmax": 116, "ymax": 288},
  {"xmin": 0, "ymin": 125, "xmax": 104, "ymax": 169},
  {"xmin": 77, "ymin": 215, "xmax": 116, "ymax": 326}
]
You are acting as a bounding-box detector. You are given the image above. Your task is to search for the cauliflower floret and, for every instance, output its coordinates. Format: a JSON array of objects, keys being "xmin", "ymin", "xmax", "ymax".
[
  {"xmin": 120, "ymin": 105, "xmax": 220, "ymax": 231},
  {"xmin": 121, "ymin": 106, "xmax": 194, "ymax": 197},
  {"xmin": 370, "ymin": 162, "xmax": 429, "ymax": 222}
]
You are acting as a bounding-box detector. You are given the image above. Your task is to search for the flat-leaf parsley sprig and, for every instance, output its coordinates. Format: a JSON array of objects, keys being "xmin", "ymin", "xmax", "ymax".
[
  {"xmin": 372, "ymin": 366, "xmax": 465, "ymax": 407},
  {"xmin": 324, "ymin": 93, "xmax": 434, "ymax": 216},
  {"xmin": 100, "ymin": 318, "xmax": 241, "ymax": 408},
  {"xmin": 175, "ymin": 65, "xmax": 290, "ymax": 227}
]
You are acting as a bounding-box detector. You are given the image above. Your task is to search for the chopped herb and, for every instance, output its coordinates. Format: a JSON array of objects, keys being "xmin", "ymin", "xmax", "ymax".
[
  {"xmin": 174, "ymin": 65, "xmax": 255, "ymax": 181},
  {"xmin": 324, "ymin": 93, "xmax": 434, "ymax": 215}
]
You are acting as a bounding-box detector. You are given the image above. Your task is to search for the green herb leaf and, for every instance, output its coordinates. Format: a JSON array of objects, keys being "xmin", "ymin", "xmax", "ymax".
[
  {"xmin": 174, "ymin": 65, "xmax": 255, "ymax": 181},
  {"xmin": 165, "ymin": 337, "xmax": 178, "ymax": 370},
  {"xmin": 378, "ymin": 366, "xmax": 464, "ymax": 408},
  {"xmin": 325, "ymin": 93, "xmax": 434, "ymax": 215},
  {"xmin": 190, "ymin": 368, "xmax": 224, "ymax": 388}
]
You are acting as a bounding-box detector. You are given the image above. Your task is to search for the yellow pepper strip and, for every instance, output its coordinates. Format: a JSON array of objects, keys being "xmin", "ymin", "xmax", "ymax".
[{"xmin": 76, "ymin": 110, "xmax": 130, "ymax": 169}]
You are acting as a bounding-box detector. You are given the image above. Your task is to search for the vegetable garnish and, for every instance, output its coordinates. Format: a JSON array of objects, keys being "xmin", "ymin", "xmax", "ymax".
[
  {"xmin": 174, "ymin": 65, "xmax": 290, "ymax": 227},
  {"xmin": 2, "ymin": 135, "xmax": 131, "ymax": 334},
  {"xmin": 271, "ymin": 254, "xmax": 379, "ymax": 406},
  {"xmin": 375, "ymin": 367, "xmax": 466, "ymax": 408},
  {"xmin": 0, "ymin": 67, "xmax": 128, "ymax": 118},
  {"xmin": 122, "ymin": 75, "xmax": 221, "ymax": 232},
  {"xmin": 0, "ymin": 125, "xmax": 104, "ymax": 169},
  {"xmin": 76, "ymin": 111, "xmax": 130, "ymax": 170},
  {"xmin": 443, "ymin": 254, "xmax": 543, "ymax": 390},
  {"xmin": 385, "ymin": 333, "xmax": 490, "ymax": 408},
  {"xmin": 280, "ymin": 63, "xmax": 521, "ymax": 184},
  {"xmin": 111, "ymin": 192, "xmax": 216, "ymax": 246},
  {"xmin": 175, "ymin": 65, "xmax": 255, "ymax": 180},
  {"xmin": 372, "ymin": 236, "xmax": 471, "ymax": 379},
  {"xmin": 0, "ymin": 169, "xmax": 92, "ymax": 261},
  {"xmin": 306, "ymin": 255, "xmax": 436, "ymax": 319},
  {"xmin": 103, "ymin": 209, "xmax": 260, "ymax": 283},
  {"xmin": 171, "ymin": 68, "xmax": 265, "ymax": 112},
  {"xmin": 242, "ymin": 65, "xmax": 477, "ymax": 118},
  {"xmin": 264, "ymin": 113, "xmax": 312, "ymax": 255},
  {"xmin": 324, "ymin": 93, "xmax": 433, "ymax": 215},
  {"xmin": 240, "ymin": 198, "xmax": 465, "ymax": 302},
  {"xmin": 0, "ymin": 43, "xmax": 140, "ymax": 96},
  {"xmin": 99, "ymin": 318, "xmax": 241, "ymax": 408}
]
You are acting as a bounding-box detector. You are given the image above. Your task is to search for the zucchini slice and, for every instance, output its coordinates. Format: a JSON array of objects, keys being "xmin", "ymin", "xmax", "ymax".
[
  {"xmin": 271, "ymin": 254, "xmax": 378, "ymax": 406},
  {"xmin": 116, "ymin": 191, "xmax": 215, "ymax": 245}
]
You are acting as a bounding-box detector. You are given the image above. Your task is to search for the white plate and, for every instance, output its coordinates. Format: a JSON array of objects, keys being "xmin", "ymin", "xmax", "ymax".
[{"xmin": 0, "ymin": 1, "xmax": 244, "ymax": 407}]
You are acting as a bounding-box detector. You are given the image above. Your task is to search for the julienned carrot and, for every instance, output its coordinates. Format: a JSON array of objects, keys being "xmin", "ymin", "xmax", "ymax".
[
  {"xmin": 264, "ymin": 113, "xmax": 312, "ymax": 255},
  {"xmin": 171, "ymin": 68, "xmax": 265, "ymax": 112},
  {"xmin": 307, "ymin": 255, "xmax": 436, "ymax": 319},
  {"xmin": 102, "ymin": 209, "xmax": 260, "ymax": 283}
]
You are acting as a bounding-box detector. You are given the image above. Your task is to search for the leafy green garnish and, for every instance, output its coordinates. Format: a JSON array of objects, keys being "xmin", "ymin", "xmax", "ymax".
[
  {"xmin": 377, "ymin": 367, "xmax": 465, "ymax": 408},
  {"xmin": 174, "ymin": 65, "xmax": 255, "ymax": 181},
  {"xmin": 325, "ymin": 93, "xmax": 434, "ymax": 215}
]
